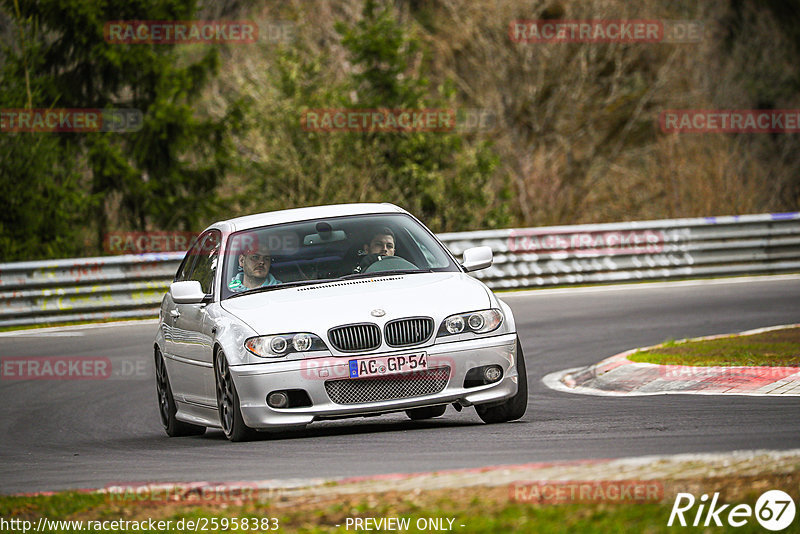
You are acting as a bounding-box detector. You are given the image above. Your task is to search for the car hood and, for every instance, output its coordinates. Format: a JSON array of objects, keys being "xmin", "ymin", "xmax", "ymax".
[{"xmin": 220, "ymin": 272, "xmax": 490, "ymax": 335}]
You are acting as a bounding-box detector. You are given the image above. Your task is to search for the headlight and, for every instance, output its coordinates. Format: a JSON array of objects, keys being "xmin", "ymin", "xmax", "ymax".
[
  {"xmin": 245, "ymin": 333, "xmax": 327, "ymax": 358},
  {"xmin": 445, "ymin": 315, "xmax": 465, "ymax": 334},
  {"xmin": 437, "ymin": 309, "xmax": 503, "ymax": 337},
  {"xmin": 270, "ymin": 336, "xmax": 288, "ymax": 354},
  {"xmin": 292, "ymin": 333, "xmax": 312, "ymax": 352},
  {"xmin": 467, "ymin": 313, "xmax": 485, "ymax": 330}
]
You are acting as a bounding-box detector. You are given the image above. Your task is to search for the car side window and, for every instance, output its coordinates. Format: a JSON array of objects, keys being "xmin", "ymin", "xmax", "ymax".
[
  {"xmin": 188, "ymin": 231, "xmax": 221, "ymax": 295},
  {"xmin": 174, "ymin": 235, "xmax": 203, "ymax": 282},
  {"xmin": 189, "ymin": 231, "xmax": 221, "ymax": 295}
]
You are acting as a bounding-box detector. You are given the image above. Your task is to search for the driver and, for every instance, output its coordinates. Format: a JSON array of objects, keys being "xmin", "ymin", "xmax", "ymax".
[
  {"xmin": 228, "ymin": 242, "xmax": 282, "ymax": 292},
  {"xmin": 364, "ymin": 227, "xmax": 395, "ymax": 257},
  {"xmin": 353, "ymin": 227, "xmax": 396, "ymax": 273}
]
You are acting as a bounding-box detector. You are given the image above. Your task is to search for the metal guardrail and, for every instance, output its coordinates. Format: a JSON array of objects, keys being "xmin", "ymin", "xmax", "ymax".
[
  {"xmin": 442, "ymin": 211, "xmax": 800, "ymax": 289},
  {"xmin": 1, "ymin": 212, "xmax": 798, "ymax": 327},
  {"xmin": 0, "ymin": 253, "xmax": 183, "ymax": 328}
]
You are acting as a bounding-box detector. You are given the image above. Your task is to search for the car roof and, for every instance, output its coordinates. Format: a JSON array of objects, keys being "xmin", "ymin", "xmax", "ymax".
[{"xmin": 208, "ymin": 203, "xmax": 408, "ymax": 233}]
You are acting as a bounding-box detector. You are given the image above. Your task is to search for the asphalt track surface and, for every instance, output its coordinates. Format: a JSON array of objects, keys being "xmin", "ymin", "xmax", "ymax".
[{"xmin": 1, "ymin": 276, "xmax": 798, "ymax": 494}]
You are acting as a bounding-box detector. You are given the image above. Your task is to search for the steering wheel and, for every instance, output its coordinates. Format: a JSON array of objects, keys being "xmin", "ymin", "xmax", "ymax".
[{"xmin": 363, "ymin": 255, "xmax": 418, "ymax": 273}]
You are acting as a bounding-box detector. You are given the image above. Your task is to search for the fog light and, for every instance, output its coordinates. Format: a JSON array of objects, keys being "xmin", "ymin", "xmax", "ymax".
[
  {"xmin": 267, "ymin": 391, "xmax": 289, "ymax": 408},
  {"xmin": 483, "ymin": 365, "xmax": 502, "ymax": 383}
]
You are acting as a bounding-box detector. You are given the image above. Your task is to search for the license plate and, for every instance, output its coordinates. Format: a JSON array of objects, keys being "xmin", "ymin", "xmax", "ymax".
[{"xmin": 348, "ymin": 353, "xmax": 427, "ymax": 379}]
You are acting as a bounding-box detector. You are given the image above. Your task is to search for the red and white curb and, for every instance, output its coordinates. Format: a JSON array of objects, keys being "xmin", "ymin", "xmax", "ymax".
[{"xmin": 543, "ymin": 324, "xmax": 800, "ymax": 397}]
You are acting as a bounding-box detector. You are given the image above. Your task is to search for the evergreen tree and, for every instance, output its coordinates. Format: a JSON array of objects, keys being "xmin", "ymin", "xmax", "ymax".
[{"xmin": 0, "ymin": 0, "xmax": 239, "ymax": 260}]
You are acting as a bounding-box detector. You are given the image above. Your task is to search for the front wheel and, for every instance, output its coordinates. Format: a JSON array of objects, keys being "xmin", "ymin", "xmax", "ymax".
[
  {"xmin": 155, "ymin": 348, "xmax": 205, "ymax": 437},
  {"xmin": 214, "ymin": 351, "xmax": 258, "ymax": 442},
  {"xmin": 476, "ymin": 337, "xmax": 528, "ymax": 424}
]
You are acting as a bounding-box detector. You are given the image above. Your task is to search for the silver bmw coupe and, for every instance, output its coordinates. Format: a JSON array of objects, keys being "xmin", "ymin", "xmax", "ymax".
[{"xmin": 155, "ymin": 203, "xmax": 527, "ymax": 441}]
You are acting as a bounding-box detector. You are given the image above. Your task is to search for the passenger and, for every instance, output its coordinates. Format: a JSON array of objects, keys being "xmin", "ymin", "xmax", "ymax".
[{"xmin": 228, "ymin": 243, "xmax": 281, "ymax": 292}]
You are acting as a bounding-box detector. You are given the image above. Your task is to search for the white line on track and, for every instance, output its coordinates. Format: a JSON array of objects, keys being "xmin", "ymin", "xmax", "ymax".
[{"xmin": 0, "ymin": 319, "xmax": 158, "ymax": 337}]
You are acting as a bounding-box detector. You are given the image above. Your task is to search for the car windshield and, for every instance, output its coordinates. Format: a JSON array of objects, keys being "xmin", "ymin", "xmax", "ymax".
[{"xmin": 220, "ymin": 213, "xmax": 459, "ymax": 299}]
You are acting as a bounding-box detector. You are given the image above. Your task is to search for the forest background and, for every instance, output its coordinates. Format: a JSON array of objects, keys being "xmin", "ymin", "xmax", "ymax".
[{"xmin": 1, "ymin": 0, "xmax": 798, "ymax": 261}]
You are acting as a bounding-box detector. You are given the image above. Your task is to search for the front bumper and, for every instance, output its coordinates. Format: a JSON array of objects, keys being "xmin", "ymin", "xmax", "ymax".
[{"xmin": 230, "ymin": 333, "xmax": 519, "ymax": 429}]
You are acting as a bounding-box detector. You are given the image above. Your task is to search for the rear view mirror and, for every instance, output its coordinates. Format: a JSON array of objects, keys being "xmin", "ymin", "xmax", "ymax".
[{"xmin": 303, "ymin": 230, "xmax": 347, "ymax": 245}]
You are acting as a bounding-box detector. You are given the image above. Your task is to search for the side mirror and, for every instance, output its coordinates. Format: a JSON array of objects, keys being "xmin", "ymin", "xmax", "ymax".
[
  {"xmin": 461, "ymin": 246, "xmax": 493, "ymax": 272},
  {"xmin": 170, "ymin": 281, "xmax": 208, "ymax": 304}
]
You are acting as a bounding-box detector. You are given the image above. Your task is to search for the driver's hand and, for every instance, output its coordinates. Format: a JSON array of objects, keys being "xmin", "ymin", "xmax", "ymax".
[{"xmin": 353, "ymin": 253, "xmax": 382, "ymax": 273}]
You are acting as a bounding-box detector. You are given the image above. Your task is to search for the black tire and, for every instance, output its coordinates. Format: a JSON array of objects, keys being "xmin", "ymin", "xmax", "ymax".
[
  {"xmin": 405, "ymin": 405, "xmax": 447, "ymax": 420},
  {"xmin": 476, "ymin": 337, "xmax": 528, "ymax": 424},
  {"xmin": 155, "ymin": 348, "xmax": 206, "ymax": 437},
  {"xmin": 214, "ymin": 351, "xmax": 258, "ymax": 442}
]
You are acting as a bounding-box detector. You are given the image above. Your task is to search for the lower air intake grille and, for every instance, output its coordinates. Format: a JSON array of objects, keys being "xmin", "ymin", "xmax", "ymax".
[
  {"xmin": 324, "ymin": 367, "xmax": 451, "ymax": 405},
  {"xmin": 328, "ymin": 323, "xmax": 381, "ymax": 352}
]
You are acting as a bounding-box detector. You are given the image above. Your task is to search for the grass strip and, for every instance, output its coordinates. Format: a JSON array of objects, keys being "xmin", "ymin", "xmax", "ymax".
[
  {"xmin": 629, "ymin": 326, "xmax": 800, "ymax": 367},
  {"xmin": 1, "ymin": 472, "xmax": 798, "ymax": 533}
]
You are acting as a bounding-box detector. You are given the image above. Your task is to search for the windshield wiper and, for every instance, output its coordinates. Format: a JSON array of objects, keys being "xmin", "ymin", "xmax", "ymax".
[
  {"xmin": 227, "ymin": 278, "xmax": 340, "ymax": 298},
  {"xmin": 339, "ymin": 269, "xmax": 434, "ymax": 280}
]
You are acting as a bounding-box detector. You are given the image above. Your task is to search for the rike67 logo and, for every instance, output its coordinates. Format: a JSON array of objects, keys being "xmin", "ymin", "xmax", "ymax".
[{"xmin": 668, "ymin": 490, "xmax": 796, "ymax": 531}]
